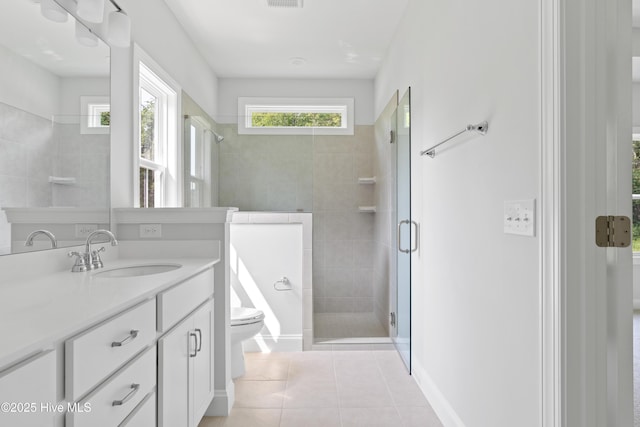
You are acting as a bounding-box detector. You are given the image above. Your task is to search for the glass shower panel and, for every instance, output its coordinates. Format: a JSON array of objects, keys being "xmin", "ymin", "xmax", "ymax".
[{"xmin": 395, "ymin": 88, "xmax": 412, "ymax": 371}]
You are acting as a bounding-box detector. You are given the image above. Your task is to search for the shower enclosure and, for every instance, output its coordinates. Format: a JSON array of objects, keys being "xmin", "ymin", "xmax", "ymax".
[{"xmin": 208, "ymin": 94, "xmax": 411, "ymax": 353}]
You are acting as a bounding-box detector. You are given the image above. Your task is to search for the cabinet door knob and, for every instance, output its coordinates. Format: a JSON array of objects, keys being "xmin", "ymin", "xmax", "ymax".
[
  {"xmin": 112, "ymin": 383, "xmax": 140, "ymax": 406},
  {"xmin": 111, "ymin": 330, "xmax": 139, "ymax": 347}
]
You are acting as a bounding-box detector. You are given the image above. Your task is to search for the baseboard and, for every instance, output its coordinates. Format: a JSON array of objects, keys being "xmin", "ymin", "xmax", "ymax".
[
  {"xmin": 205, "ymin": 380, "xmax": 235, "ymax": 416},
  {"xmin": 633, "ymin": 299, "xmax": 640, "ymax": 310},
  {"xmin": 243, "ymin": 334, "xmax": 302, "ymax": 352},
  {"xmin": 412, "ymin": 359, "xmax": 466, "ymax": 427}
]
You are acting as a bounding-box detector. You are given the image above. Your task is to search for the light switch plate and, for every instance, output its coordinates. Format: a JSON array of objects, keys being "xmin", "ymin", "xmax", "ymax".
[
  {"xmin": 504, "ymin": 199, "xmax": 535, "ymax": 236},
  {"xmin": 140, "ymin": 224, "xmax": 162, "ymax": 238}
]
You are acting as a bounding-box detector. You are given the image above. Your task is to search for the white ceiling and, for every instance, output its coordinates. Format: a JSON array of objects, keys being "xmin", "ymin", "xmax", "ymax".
[{"xmin": 163, "ymin": 0, "xmax": 409, "ymax": 79}]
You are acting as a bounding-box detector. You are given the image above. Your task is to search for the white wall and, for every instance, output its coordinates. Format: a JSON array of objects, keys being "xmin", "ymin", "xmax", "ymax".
[
  {"xmin": 217, "ymin": 78, "xmax": 374, "ymax": 125},
  {"xmin": 0, "ymin": 44, "xmax": 59, "ymax": 119},
  {"xmin": 374, "ymin": 0, "xmax": 540, "ymax": 426},
  {"xmin": 230, "ymin": 223, "xmax": 303, "ymax": 352},
  {"xmin": 110, "ymin": 0, "xmax": 219, "ymax": 208},
  {"xmin": 58, "ymin": 77, "xmax": 110, "ymax": 117}
]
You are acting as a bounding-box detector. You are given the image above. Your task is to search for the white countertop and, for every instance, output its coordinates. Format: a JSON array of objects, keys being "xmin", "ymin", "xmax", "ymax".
[{"xmin": 0, "ymin": 257, "xmax": 219, "ymax": 368}]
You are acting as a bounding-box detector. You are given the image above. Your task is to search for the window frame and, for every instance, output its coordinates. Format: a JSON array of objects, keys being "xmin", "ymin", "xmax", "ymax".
[
  {"xmin": 80, "ymin": 96, "xmax": 110, "ymax": 135},
  {"xmin": 184, "ymin": 116, "xmax": 212, "ymax": 207},
  {"xmin": 237, "ymin": 97, "xmax": 354, "ymax": 135},
  {"xmin": 132, "ymin": 46, "xmax": 181, "ymax": 208}
]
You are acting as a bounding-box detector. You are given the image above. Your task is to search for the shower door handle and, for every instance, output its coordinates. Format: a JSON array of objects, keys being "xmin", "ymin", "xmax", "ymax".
[
  {"xmin": 398, "ymin": 220, "xmax": 410, "ymax": 253},
  {"xmin": 410, "ymin": 220, "xmax": 419, "ymax": 253},
  {"xmin": 398, "ymin": 220, "xmax": 419, "ymax": 254}
]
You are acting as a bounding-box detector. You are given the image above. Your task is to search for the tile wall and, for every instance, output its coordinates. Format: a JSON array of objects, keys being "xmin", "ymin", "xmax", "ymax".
[
  {"xmin": 312, "ymin": 126, "xmax": 376, "ymax": 314},
  {"xmin": 217, "ymin": 124, "xmax": 313, "ymax": 212},
  {"xmin": 0, "ymin": 102, "xmax": 109, "ymax": 210},
  {"xmin": 0, "ymin": 102, "xmax": 54, "ymax": 208}
]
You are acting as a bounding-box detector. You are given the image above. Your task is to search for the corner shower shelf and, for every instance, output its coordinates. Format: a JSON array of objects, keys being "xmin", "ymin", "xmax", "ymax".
[
  {"xmin": 357, "ymin": 176, "xmax": 376, "ymax": 185},
  {"xmin": 358, "ymin": 206, "xmax": 376, "ymax": 213}
]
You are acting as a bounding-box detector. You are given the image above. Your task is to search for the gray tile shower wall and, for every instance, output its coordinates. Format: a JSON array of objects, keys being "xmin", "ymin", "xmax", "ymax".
[
  {"xmin": 0, "ymin": 102, "xmax": 109, "ymax": 210},
  {"xmin": 312, "ymin": 126, "xmax": 375, "ymax": 314},
  {"xmin": 0, "ymin": 102, "xmax": 54, "ymax": 208}
]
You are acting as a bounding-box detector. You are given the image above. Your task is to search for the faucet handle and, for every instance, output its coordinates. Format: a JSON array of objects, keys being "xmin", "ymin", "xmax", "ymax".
[
  {"xmin": 91, "ymin": 247, "xmax": 106, "ymax": 269},
  {"xmin": 68, "ymin": 251, "xmax": 90, "ymax": 273}
]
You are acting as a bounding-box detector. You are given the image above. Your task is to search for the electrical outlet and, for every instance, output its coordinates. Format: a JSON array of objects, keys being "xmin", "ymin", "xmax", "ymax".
[
  {"xmin": 139, "ymin": 224, "xmax": 162, "ymax": 238},
  {"xmin": 75, "ymin": 224, "xmax": 98, "ymax": 238},
  {"xmin": 504, "ymin": 199, "xmax": 535, "ymax": 237}
]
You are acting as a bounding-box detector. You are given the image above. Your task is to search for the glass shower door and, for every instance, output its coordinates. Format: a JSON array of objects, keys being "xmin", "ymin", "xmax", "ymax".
[{"xmin": 394, "ymin": 88, "xmax": 412, "ymax": 371}]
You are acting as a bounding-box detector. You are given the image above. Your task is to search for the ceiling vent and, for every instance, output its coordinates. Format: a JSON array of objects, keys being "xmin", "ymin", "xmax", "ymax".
[{"xmin": 266, "ymin": 0, "xmax": 303, "ymax": 8}]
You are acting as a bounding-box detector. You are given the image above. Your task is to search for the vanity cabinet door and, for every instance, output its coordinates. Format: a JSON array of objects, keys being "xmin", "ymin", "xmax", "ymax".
[
  {"xmin": 158, "ymin": 299, "xmax": 214, "ymax": 427},
  {"xmin": 0, "ymin": 350, "xmax": 56, "ymax": 427},
  {"xmin": 158, "ymin": 314, "xmax": 191, "ymax": 427},
  {"xmin": 191, "ymin": 300, "xmax": 214, "ymax": 426}
]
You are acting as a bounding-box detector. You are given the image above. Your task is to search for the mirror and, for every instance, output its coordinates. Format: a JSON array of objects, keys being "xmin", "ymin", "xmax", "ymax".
[{"xmin": 0, "ymin": 0, "xmax": 110, "ymax": 255}]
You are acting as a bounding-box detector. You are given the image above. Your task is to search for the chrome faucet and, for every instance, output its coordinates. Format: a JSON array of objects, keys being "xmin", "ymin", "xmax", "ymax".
[
  {"xmin": 24, "ymin": 229, "xmax": 58, "ymax": 249},
  {"xmin": 68, "ymin": 229, "xmax": 118, "ymax": 272}
]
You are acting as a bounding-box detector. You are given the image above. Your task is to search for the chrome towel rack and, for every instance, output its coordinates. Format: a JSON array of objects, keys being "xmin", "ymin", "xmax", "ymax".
[{"xmin": 420, "ymin": 121, "xmax": 489, "ymax": 158}]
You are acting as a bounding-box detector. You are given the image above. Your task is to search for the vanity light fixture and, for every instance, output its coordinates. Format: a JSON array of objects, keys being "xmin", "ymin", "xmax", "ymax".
[
  {"xmin": 41, "ymin": 0, "xmax": 68, "ymax": 22},
  {"xmin": 76, "ymin": 0, "xmax": 105, "ymax": 23},
  {"xmin": 42, "ymin": 0, "xmax": 131, "ymax": 48},
  {"xmin": 77, "ymin": 0, "xmax": 131, "ymax": 47},
  {"xmin": 75, "ymin": 20, "xmax": 99, "ymax": 47},
  {"xmin": 106, "ymin": 0, "xmax": 131, "ymax": 48}
]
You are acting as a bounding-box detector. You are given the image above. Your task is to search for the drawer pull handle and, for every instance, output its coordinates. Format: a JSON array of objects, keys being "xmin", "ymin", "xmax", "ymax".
[
  {"xmin": 111, "ymin": 330, "xmax": 139, "ymax": 347},
  {"xmin": 189, "ymin": 332, "xmax": 198, "ymax": 357},
  {"xmin": 112, "ymin": 383, "xmax": 140, "ymax": 406},
  {"xmin": 195, "ymin": 328, "xmax": 202, "ymax": 353}
]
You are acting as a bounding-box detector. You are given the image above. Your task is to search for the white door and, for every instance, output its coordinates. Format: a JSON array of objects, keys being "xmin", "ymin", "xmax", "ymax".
[{"xmin": 544, "ymin": 0, "xmax": 633, "ymax": 424}]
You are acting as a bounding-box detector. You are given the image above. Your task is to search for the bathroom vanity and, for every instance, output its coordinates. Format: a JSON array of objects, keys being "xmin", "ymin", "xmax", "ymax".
[{"xmin": 0, "ymin": 247, "xmax": 219, "ymax": 427}]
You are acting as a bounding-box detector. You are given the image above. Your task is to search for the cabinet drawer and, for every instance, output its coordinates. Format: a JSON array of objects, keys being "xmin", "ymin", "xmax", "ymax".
[
  {"xmin": 0, "ymin": 350, "xmax": 56, "ymax": 427},
  {"xmin": 157, "ymin": 267, "xmax": 214, "ymax": 332},
  {"xmin": 67, "ymin": 346, "xmax": 156, "ymax": 427},
  {"xmin": 66, "ymin": 299, "xmax": 156, "ymax": 401},
  {"xmin": 118, "ymin": 390, "xmax": 155, "ymax": 427}
]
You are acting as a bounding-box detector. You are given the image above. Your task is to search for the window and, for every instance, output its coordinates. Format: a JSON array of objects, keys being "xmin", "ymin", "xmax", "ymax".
[
  {"xmin": 238, "ymin": 97, "xmax": 354, "ymax": 135},
  {"xmin": 633, "ymin": 135, "xmax": 640, "ymax": 251},
  {"xmin": 134, "ymin": 53, "xmax": 179, "ymax": 208},
  {"xmin": 80, "ymin": 96, "xmax": 110, "ymax": 134}
]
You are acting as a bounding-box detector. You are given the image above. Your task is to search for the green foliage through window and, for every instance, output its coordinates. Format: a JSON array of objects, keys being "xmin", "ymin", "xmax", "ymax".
[
  {"xmin": 140, "ymin": 98, "xmax": 156, "ymax": 160},
  {"xmin": 100, "ymin": 111, "xmax": 110, "ymax": 126},
  {"xmin": 633, "ymin": 139, "xmax": 640, "ymax": 251},
  {"xmin": 251, "ymin": 112, "xmax": 342, "ymax": 128}
]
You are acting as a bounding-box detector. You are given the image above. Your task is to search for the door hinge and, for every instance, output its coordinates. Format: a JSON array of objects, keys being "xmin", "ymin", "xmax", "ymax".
[
  {"xmin": 595, "ymin": 216, "xmax": 631, "ymax": 248},
  {"xmin": 390, "ymin": 312, "xmax": 396, "ymax": 327}
]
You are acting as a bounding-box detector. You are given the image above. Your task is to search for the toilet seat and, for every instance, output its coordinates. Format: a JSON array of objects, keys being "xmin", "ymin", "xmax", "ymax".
[{"xmin": 231, "ymin": 307, "xmax": 265, "ymax": 326}]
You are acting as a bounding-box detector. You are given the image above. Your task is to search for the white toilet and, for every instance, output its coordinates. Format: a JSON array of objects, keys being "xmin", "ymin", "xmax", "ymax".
[{"xmin": 230, "ymin": 306, "xmax": 265, "ymax": 378}]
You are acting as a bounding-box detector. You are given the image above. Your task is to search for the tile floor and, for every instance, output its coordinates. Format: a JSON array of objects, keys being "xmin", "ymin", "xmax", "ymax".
[{"xmin": 199, "ymin": 350, "xmax": 443, "ymax": 427}]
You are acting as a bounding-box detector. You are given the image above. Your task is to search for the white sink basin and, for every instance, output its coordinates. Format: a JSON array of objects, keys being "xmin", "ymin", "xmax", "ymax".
[{"xmin": 93, "ymin": 263, "xmax": 182, "ymax": 279}]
